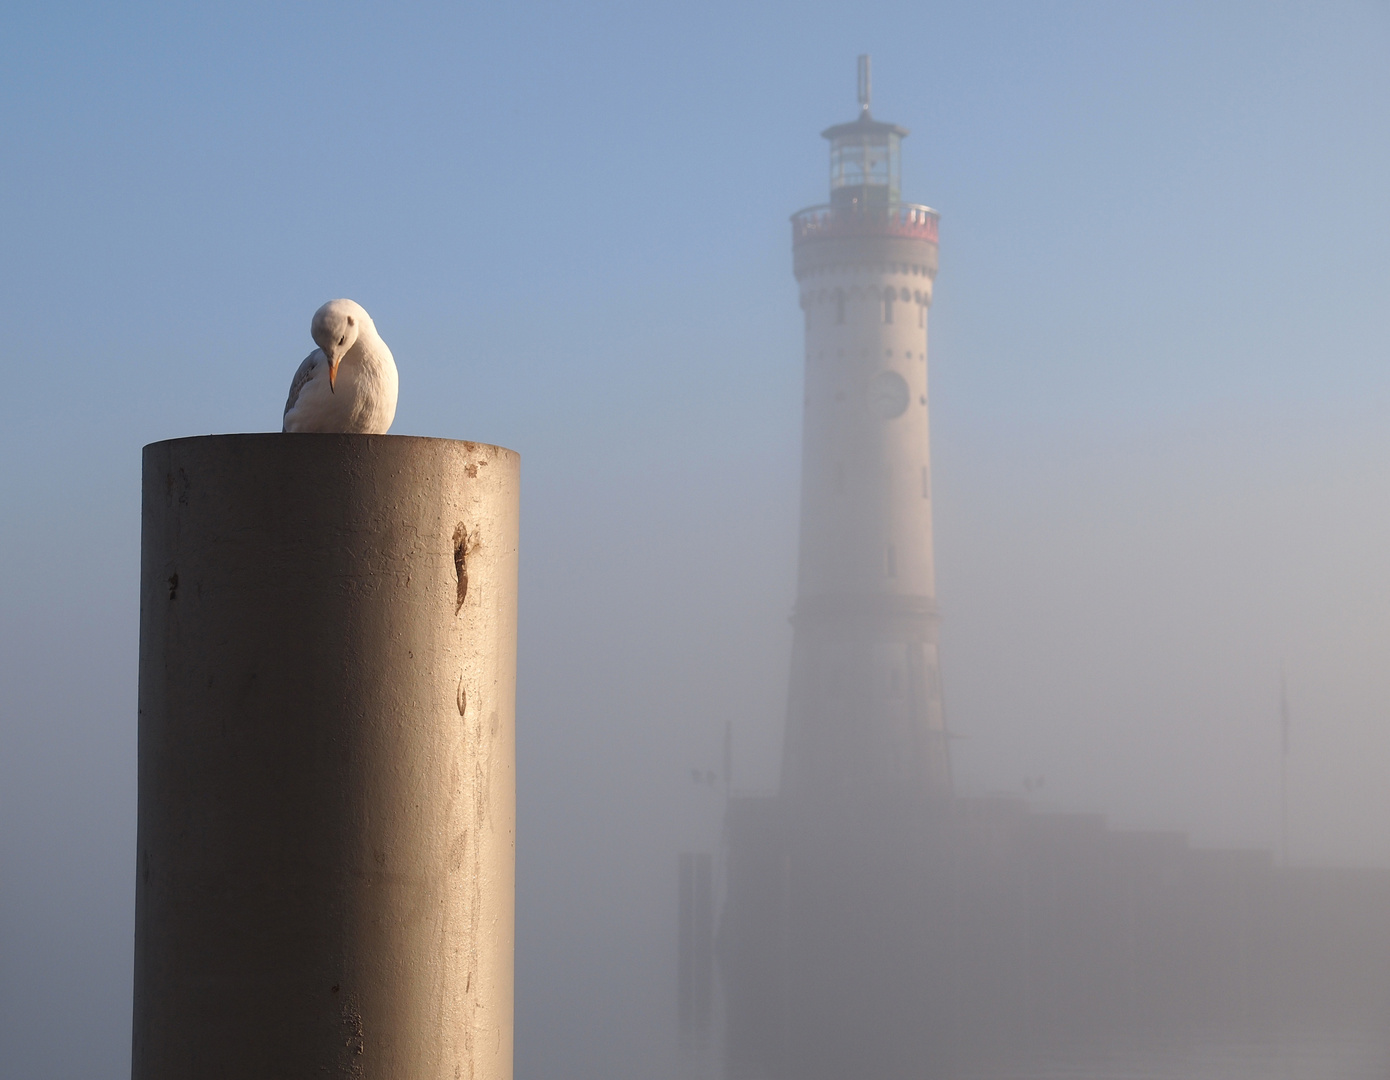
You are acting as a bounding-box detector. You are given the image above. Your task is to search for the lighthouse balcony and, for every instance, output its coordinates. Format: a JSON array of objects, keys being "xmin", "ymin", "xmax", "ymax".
[{"xmin": 792, "ymin": 202, "xmax": 939, "ymax": 246}]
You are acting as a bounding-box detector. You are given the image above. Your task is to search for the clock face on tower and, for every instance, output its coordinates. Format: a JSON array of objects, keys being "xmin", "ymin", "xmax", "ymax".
[{"xmin": 869, "ymin": 371, "xmax": 910, "ymax": 419}]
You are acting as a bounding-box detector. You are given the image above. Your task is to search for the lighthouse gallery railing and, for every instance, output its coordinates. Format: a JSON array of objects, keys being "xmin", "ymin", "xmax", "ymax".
[{"xmin": 791, "ymin": 202, "xmax": 939, "ymax": 245}]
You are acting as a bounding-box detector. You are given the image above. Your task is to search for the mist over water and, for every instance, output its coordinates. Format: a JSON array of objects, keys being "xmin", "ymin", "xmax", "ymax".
[
  {"xmin": 3, "ymin": 3, "xmax": 1390, "ymax": 1079},
  {"xmin": 975, "ymin": 1031, "xmax": 1390, "ymax": 1080}
]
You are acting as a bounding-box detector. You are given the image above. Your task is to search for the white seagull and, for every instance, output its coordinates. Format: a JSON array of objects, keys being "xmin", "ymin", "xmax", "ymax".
[{"xmin": 282, "ymin": 299, "xmax": 398, "ymax": 433}]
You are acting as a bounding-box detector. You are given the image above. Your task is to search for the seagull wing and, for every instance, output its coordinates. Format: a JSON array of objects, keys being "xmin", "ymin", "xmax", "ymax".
[{"xmin": 282, "ymin": 349, "xmax": 325, "ymax": 429}]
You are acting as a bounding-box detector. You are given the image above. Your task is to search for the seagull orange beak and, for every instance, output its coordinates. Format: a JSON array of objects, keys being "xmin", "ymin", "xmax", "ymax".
[{"xmin": 328, "ymin": 358, "xmax": 339, "ymax": 393}]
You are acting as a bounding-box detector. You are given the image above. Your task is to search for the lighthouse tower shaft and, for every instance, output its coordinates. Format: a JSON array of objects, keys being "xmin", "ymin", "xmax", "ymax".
[{"xmin": 781, "ymin": 69, "xmax": 949, "ymax": 800}]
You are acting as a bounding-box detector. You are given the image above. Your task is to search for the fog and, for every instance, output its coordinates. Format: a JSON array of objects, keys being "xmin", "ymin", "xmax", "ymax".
[{"xmin": 2, "ymin": 3, "xmax": 1389, "ymax": 1078}]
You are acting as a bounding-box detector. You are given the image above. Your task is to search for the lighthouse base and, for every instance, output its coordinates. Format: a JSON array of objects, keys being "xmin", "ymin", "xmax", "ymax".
[{"xmin": 719, "ymin": 796, "xmax": 1390, "ymax": 1080}]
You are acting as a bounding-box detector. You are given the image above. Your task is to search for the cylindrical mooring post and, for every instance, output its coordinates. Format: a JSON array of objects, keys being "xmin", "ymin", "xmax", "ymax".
[{"xmin": 134, "ymin": 434, "xmax": 517, "ymax": 1080}]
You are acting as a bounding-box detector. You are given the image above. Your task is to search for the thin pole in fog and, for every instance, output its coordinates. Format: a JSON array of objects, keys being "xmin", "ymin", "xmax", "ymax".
[
  {"xmin": 723, "ymin": 720, "xmax": 733, "ymax": 802},
  {"xmin": 1280, "ymin": 669, "xmax": 1291, "ymax": 868}
]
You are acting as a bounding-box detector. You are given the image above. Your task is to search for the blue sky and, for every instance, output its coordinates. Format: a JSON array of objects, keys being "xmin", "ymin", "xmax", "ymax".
[{"xmin": 2, "ymin": 2, "xmax": 1389, "ymax": 1077}]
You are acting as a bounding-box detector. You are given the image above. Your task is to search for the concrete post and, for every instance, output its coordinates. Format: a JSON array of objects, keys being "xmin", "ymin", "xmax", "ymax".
[{"xmin": 133, "ymin": 434, "xmax": 518, "ymax": 1080}]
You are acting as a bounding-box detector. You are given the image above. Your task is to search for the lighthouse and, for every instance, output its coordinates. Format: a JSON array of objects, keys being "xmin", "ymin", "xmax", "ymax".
[
  {"xmin": 716, "ymin": 63, "xmax": 1390, "ymax": 1080},
  {"xmin": 781, "ymin": 56, "xmax": 950, "ymax": 800}
]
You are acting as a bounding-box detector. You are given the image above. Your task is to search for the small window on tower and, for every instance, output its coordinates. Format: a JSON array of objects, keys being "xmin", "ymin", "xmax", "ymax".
[
  {"xmin": 886, "ymin": 544, "xmax": 897, "ymax": 578},
  {"xmin": 883, "ymin": 293, "xmax": 894, "ymax": 324},
  {"xmin": 835, "ymin": 290, "xmax": 846, "ymax": 324}
]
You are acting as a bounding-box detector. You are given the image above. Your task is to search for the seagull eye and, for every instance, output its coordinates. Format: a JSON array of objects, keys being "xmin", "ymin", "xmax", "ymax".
[{"xmin": 338, "ymin": 336, "xmax": 346, "ymax": 346}]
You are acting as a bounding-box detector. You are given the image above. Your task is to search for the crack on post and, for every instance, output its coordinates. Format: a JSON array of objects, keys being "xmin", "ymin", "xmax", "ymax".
[{"xmin": 453, "ymin": 523, "xmax": 468, "ymax": 613}]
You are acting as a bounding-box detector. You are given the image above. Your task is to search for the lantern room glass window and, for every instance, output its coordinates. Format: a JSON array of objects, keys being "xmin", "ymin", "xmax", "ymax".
[{"xmin": 829, "ymin": 128, "xmax": 900, "ymax": 209}]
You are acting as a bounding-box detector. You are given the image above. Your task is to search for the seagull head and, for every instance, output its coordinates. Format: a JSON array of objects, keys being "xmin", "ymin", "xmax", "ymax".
[{"xmin": 310, "ymin": 299, "xmax": 366, "ymax": 392}]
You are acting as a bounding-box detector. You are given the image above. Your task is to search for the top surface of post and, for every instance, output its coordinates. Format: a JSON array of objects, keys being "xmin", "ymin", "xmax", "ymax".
[{"xmin": 143, "ymin": 431, "xmax": 517, "ymax": 457}]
